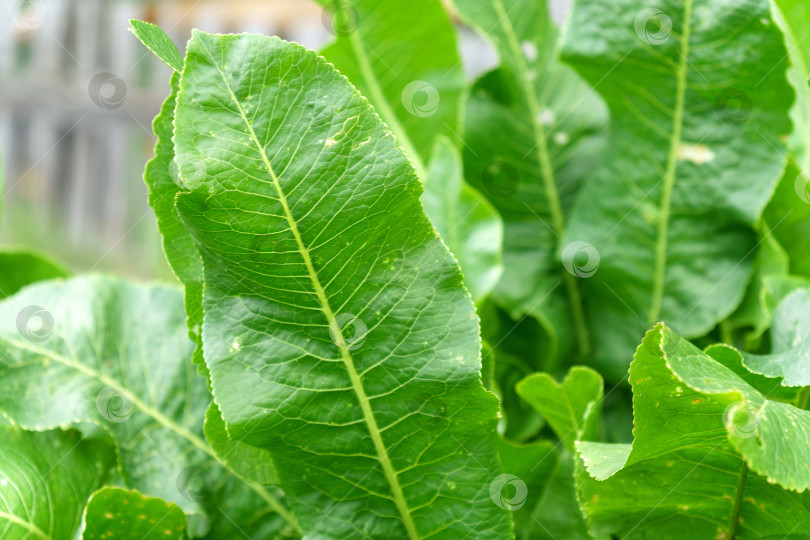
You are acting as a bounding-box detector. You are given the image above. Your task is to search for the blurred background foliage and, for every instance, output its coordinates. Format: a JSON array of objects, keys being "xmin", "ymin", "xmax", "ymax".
[{"xmin": 0, "ymin": 0, "xmax": 569, "ymax": 280}]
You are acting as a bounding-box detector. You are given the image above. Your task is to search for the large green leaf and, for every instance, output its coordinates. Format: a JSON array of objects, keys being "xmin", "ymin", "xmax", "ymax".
[
  {"xmin": 577, "ymin": 324, "xmax": 810, "ymax": 538},
  {"xmin": 454, "ymin": 0, "xmax": 608, "ymax": 359},
  {"xmin": 81, "ymin": 488, "xmax": 186, "ymax": 540},
  {"xmin": 320, "ymin": 1, "xmax": 503, "ymax": 301},
  {"xmin": 423, "ymin": 136, "xmax": 502, "ymax": 301},
  {"xmin": 170, "ymin": 31, "xmax": 509, "ymax": 538},
  {"xmin": 561, "ymin": 0, "xmax": 793, "ymax": 379},
  {"xmin": 0, "ymin": 426, "xmax": 113, "ymax": 540},
  {"xmin": 0, "ymin": 248, "xmax": 69, "ymax": 300},
  {"xmin": 0, "ymin": 276, "xmax": 296, "ymax": 536}
]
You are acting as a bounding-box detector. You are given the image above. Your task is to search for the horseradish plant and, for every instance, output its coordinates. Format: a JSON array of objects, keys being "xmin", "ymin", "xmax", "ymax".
[{"xmin": 1, "ymin": 0, "xmax": 810, "ymax": 538}]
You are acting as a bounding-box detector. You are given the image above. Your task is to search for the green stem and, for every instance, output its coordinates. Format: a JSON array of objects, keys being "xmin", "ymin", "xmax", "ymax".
[
  {"xmin": 720, "ymin": 320, "xmax": 733, "ymax": 347},
  {"xmin": 728, "ymin": 461, "xmax": 748, "ymax": 540},
  {"xmin": 492, "ymin": 0, "xmax": 591, "ymax": 356}
]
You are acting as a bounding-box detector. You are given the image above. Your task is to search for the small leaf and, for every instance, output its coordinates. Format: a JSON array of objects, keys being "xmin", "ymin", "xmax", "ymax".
[
  {"xmin": 0, "ymin": 248, "xmax": 69, "ymax": 299},
  {"xmin": 517, "ymin": 366, "xmax": 604, "ymax": 451},
  {"xmin": 81, "ymin": 487, "xmax": 186, "ymax": 540},
  {"xmin": 763, "ymin": 158, "xmax": 810, "ymax": 282},
  {"xmin": 495, "ymin": 438, "xmax": 557, "ymax": 537},
  {"xmin": 517, "ymin": 366, "xmax": 603, "ymax": 539},
  {"xmin": 130, "ymin": 20, "xmax": 184, "ymax": 72}
]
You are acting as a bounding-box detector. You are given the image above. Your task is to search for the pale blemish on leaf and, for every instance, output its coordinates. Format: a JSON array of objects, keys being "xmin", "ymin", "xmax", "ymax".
[{"xmin": 677, "ymin": 143, "xmax": 715, "ymax": 165}]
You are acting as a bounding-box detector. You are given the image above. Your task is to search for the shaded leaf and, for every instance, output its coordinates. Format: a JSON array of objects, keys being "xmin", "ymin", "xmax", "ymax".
[
  {"xmin": 496, "ymin": 438, "xmax": 557, "ymax": 539},
  {"xmin": 140, "ymin": 69, "xmax": 206, "ymax": 380},
  {"xmin": 561, "ymin": 0, "xmax": 793, "ymax": 379},
  {"xmin": 455, "ymin": 0, "xmax": 608, "ymax": 359},
  {"xmin": 423, "ymin": 136, "xmax": 503, "ymax": 301},
  {"xmin": 321, "ymin": 2, "xmax": 503, "ymax": 301},
  {"xmin": 0, "ymin": 276, "xmax": 296, "ymax": 536},
  {"xmin": 320, "ymin": 0, "xmax": 464, "ymax": 172}
]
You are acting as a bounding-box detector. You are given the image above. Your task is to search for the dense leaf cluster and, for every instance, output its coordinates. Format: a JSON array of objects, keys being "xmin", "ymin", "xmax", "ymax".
[{"xmin": 1, "ymin": 0, "xmax": 810, "ymax": 538}]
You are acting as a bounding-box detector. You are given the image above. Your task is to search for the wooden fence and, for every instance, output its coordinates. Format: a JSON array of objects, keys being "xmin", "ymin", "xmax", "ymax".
[{"xmin": 0, "ymin": 0, "xmax": 327, "ymax": 277}]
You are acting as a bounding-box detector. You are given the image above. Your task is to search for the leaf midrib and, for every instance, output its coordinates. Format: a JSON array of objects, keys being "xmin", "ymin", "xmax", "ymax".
[
  {"xmin": 648, "ymin": 0, "xmax": 693, "ymax": 323},
  {"xmin": 197, "ymin": 39, "xmax": 420, "ymax": 540},
  {"xmin": 490, "ymin": 0, "xmax": 591, "ymax": 356},
  {"xmin": 0, "ymin": 510, "xmax": 51, "ymax": 540}
]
